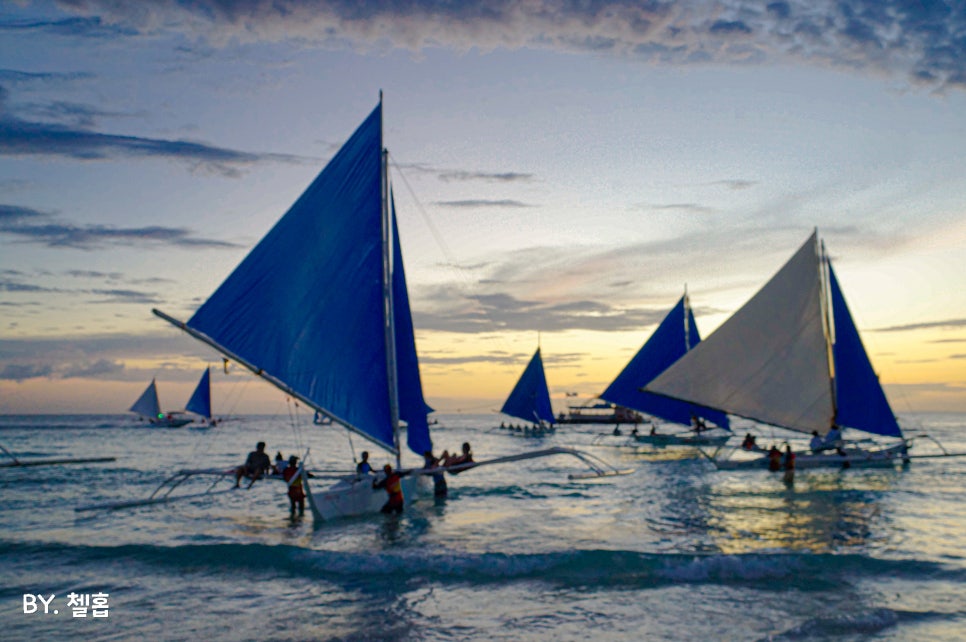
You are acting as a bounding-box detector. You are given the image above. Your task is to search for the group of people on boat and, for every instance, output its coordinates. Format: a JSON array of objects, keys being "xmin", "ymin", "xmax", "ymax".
[
  {"xmin": 354, "ymin": 443, "xmax": 474, "ymax": 512},
  {"xmin": 499, "ymin": 422, "xmax": 554, "ymax": 434},
  {"xmin": 232, "ymin": 442, "xmax": 306, "ymax": 516},
  {"xmin": 231, "ymin": 439, "xmax": 478, "ymax": 518}
]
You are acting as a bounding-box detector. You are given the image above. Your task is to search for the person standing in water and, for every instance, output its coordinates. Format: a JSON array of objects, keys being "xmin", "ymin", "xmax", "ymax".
[{"xmin": 373, "ymin": 464, "xmax": 410, "ymax": 514}]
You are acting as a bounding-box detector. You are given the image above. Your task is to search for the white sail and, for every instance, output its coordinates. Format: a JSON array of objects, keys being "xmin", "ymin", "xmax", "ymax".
[
  {"xmin": 130, "ymin": 379, "xmax": 162, "ymax": 419},
  {"xmin": 646, "ymin": 232, "xmax": 834, "ymax": 434}
]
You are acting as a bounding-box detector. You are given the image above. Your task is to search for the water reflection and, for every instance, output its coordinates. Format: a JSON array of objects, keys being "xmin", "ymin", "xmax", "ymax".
[{"xmin": 705, "ymin": 469, "xmax": 902, "ymax": 554}]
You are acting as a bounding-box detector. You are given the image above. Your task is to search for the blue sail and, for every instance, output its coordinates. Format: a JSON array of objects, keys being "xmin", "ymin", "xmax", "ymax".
[
  {"xmin": 829, "ymin": 264, "xmax": 902, "ymax": 438},
  {"xmin": 601, "ymin": 296, "xmax": 729, "ymax": 429},
  {"xmin": 185, "ymin": 104, "xmax": 396, "ymax": 451},
  {"xmin": 391, "ymin": 194, "xmax": 432, "ymax": 455},
  {"xmin": 501, "ymin": 348, "xmax": 555, "ymax": 424},
  {"xmin": 185, "ymin": 368, "xmax": 212, "ymax": 420}
]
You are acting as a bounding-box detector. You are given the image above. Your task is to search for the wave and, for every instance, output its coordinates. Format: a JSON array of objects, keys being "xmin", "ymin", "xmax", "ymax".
[{"xmin": 3, "ymin": 540, "xmax": 963, "ymax": 591}]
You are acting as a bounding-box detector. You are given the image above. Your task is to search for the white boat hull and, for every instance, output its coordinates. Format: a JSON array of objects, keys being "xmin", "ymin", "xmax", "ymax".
[
  {"xmin": 713, "ymin": 443, "xmax": 910, "ymax": 470},
  {"xmin": 633, "ymin": 432, "xmax": 730, "ymax": 447},
  {"xmin": 304, "ymin": 473, "xmax": 430, "ymax": 522}
]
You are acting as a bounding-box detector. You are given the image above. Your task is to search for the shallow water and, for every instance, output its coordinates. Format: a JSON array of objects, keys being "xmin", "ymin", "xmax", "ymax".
[{"xmin": 1, "ymin": 412, "xmax": 964, "ymax": 640}]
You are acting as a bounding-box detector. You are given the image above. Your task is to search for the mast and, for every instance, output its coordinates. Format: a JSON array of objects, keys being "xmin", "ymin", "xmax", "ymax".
[
  {"xmin": 379, "ymin": 91, "xmax": 402, "ymax": 469},
  {"xmin": 819, "ymin": 236, "xmax": 838, "ymax": 426},
  {"xmin": 683, "ymin": 285, "xmax": 691, "ymax": 351}
]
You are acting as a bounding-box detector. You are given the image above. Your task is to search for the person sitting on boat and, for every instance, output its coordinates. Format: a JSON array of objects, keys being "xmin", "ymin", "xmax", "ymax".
[
  {"xmin": 817, "ymin": 424, "xmax": 846, "ymax": 455},
  {"xmin": 443, "ymin": 442, "xmax": 474, "ymax": 472},
  {"xmin": 741, "ymin": 433, "xmax": 758, "ymax": 450},
  {"xmin": 356, "ymin": 451, "xmax": 374, "ymax": 477},
  {"xmin": 424, "ymin": 451, "xmax": 447, "ymax": 498},
  {"xmin": 809, "ymin": 431, "xmax": 824, "ymax": 452},
  {"xmin": 273, "ymin": 451, "xmax": 287, "ymax": 476},
  {"xmin": 767, "ymin": 445, "xmax": 782, "ymax": 472},
  {"xmin": 692, "ymin": 415, "xmax": 708, "ymax": 433},
  {"xmin": 234, "ymin": 441, "xmax": 271, "ymax": 488},
  {"xmin": 373, "ymin": 464, "xmax": 410, "ymax": 514},
  {"xmin": 283, "ymin": 455, "xmax": 305, "ymax": 517}
]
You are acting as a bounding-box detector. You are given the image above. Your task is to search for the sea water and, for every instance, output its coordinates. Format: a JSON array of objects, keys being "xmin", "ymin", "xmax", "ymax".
[{"xmin": 1, "ymin": 412, "xmax": 964, "ymax": 641}]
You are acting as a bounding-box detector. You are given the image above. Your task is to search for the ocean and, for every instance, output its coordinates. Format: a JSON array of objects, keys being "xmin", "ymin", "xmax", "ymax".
[{"xmin": 1, "ymin": 412, "xmax": 964, "ymax": 641}]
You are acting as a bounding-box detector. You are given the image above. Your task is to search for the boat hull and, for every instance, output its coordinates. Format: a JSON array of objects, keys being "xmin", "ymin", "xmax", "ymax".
[
  {"xmin": 305, "ymin": 473, "xmax": 430, "ymax": 522},
  {"xmin": 147, "ymin": 417, "xmax": 193, "ymax": 428},
  {"xmin": 713, "ymin": 442, "xmax": 910, "ymax": 470},
  {"xmin": 633, "ymin": 432, "xmax": 730, "ymax": 447}
]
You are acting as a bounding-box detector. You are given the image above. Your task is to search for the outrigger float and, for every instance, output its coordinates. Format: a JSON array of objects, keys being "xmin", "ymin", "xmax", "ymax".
[{"xmin": 1, "ymin": 442, "xmax": 115, "ymax": 469}]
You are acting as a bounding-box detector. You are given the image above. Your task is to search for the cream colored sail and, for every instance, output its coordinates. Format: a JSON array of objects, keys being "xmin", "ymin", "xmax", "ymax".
[{"xmin": 646, "ymin": 232, "xmax": 834, "ymax": 435}]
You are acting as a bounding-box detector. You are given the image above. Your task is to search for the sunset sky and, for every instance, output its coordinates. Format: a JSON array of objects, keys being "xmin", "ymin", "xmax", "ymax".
[{"xmin": 2, "ymin": 0, "xmax": 965, "ymax": 417}]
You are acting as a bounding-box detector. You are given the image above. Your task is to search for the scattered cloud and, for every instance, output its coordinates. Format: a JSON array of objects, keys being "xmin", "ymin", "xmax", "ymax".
[
  {"xmin": 437, "ymin": 170, "xmax": 535, "ymax": 183},
  {"xmin": 0, "ymin": 114, "xmax": 302, "ymax": 176},
  {"xmin": 0, "ymin": 15, "xmax": 136, "ymax": 39},
  {"xmin": 435, "ymin": 199, "xmax": 533, "ymax": 209},
  {"xmin": 0, "ymin": 333, "xmax": 215, "ymax": 382},
  {"xmin": 873, "ymin": 318, "xmax": 966, "ymax": 332},
  {"xmin": 0, "ymin": 203, "xmax": 241, "ymax": 250},
  {"xmin": 0, "ymin": 363, "xmax": 54, "ymax": 381},
  {"xmin": 27, "ymin": 0, "xmax": 966, "ymax": 90}
]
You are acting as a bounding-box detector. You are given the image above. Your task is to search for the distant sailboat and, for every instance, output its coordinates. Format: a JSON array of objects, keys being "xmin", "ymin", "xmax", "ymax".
[
  {"xmin": 500, "ymin": 348, "xmax": 556, "ymax": 430},
  {"xmin": 129, "ymin": 379, "xmax": 192, "ymax": 428},
  {"xmin": 601, "ymin": 293, "xmax": 730, "ymax": 446},
  {"xmin": 185, "ymin": 368, "xmax": 214, "ymax": 424},
  {"xmin": 646, "ymin": 231, "xmax": 910, "ymax": 469}
]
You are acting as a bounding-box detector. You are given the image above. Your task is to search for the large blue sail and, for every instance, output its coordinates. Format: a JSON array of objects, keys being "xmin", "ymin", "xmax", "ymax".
[
  {"xmin": 501, "ymin": 348, "xmax": 555, "ymax": 424},
  {"xmin": 391, "ymin": 195, "xmax": 432, "ymax": 455},
  {"xmin": 829, "ymin": 264, "xmax": 902, "ymax": 438},
  {"xmin": 601, "ymin": 296, "xmax": 729, "ymax": 429},
  {"xmin": 185, "ymin": 368, "xmax": 212, "ymax": 420},
  {"xmin": 186, "ymin": 104, "xmax": 395, "ymax": 451}
]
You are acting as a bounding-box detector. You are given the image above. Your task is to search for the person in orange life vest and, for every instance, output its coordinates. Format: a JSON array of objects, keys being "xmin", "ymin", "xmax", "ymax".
[
  {"xmin": 782, "ymin": 444, "xmax": 796, "ymax": 484},
  {"xmin": 767, "ymin": 445, "xmax": 782, "ymax": 471},
  {"xmin": 283, "ymin": 455, "xmax": 305, "ymax": 517},
  {"xmin": 373, "ymin": 464, "xmax": 410, "ymax": 514}
]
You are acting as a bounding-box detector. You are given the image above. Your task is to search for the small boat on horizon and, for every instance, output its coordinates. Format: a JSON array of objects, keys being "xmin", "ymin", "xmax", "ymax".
[{"xmin": 129, "ymin": 378, "xmax": 193, "ymax": 428}]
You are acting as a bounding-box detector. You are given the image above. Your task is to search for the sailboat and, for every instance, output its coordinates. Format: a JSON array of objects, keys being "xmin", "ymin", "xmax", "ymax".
[
  {"xmin": 129, "ymin": 379, "xmax": 193, "ymax": 428},
  {"xmin": 499, "ymin": 348, "xmax": 556, "ymax": 433},
  {"xmin": 185, "ymin": 368, "xmax": 215, "ymax": 425},
  {"xmin": 152, "ymin": 97, "xmax": 439, "ymax": 521},
  {"xmin": 646, "ymin": 231, "xmax": 910, "ymax": 469},
  {"xmin": 601, "ymin": 293, "xmax": 730, "ymax": 446}
]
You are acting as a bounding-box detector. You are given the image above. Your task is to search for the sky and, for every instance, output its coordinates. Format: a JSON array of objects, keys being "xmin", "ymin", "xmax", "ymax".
[{"xmin": 1, "ymin": 0, "xmax": 965, "ymax": 418}]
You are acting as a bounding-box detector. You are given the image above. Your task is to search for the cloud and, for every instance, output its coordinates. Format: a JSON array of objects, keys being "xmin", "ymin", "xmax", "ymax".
[
  {"xmin": 0, "ymin": 69, "xmax": 95, "ymax": 85},
  {"xmin": 435, "ymin": 199, "xmax": 533, "ymax": 209},
  {"xmin": 0, "ymin": 15, "xmax": 135, "ymax": 39},
  {"xmin": 0, "ymin": 333, "xmax": 215, "ymax": 382},
  {"xmin": 0, "ymin": 363, "xmax": 53, "ymax": 381},
  {"xmin": 415, "ymin": 286, "xmax": 671, "ymax": 333},
  {"xmin": 32, "ymin": 0, "xmax": 966, "ymax": 90},
  {"xmin": 437, "ymin": 170, "xmax": 535, "ymax": 183},
  {"xmin": 60, "ymin": 359, "xmax": 125, "ymax": 378},
  {"xmin": 873, "ymin": 318, "xmax": 966, "ymax": 332},
  {"xmin": 0, "ymin": 114, "xmax": 301, "ymax": 175},
  {"xmin": 0, "ymin": 203, "xmax": 241, "ymax": 250}
]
